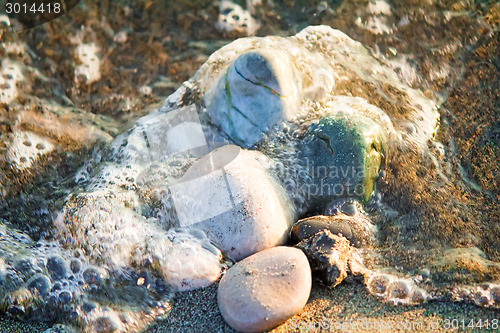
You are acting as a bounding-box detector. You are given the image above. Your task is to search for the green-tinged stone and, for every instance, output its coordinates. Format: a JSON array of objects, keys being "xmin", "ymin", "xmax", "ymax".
[
  {"xmin": 205, "ymin": 49, "xmax": 299, "ymax": 148},
  {"xmin": 299, "ymin": 114, "xmax": 386, "ymax": 207}
]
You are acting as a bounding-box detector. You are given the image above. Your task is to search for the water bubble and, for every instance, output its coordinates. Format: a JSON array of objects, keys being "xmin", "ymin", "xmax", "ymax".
[
  {"xmin": 81, "ymin": 301, "xmax": 97, "ymax": 313},
  {"xmin": 70, "ymin": 259, "xmax": 82, "ymax": 274},
  {"xmin": 83, "ymin": 267, "xmax": 104, "ymax": 286},
  {"xmin": 7, "ymin": 304, "xmax": 25, "ymax": 316},
  {"xmin": 14, "ymin": 258, "xmax": 40, "ymax": 277},
  {"xmin": 188, "ymin": 228, "xmax": 207, "ymax": 240},
  {"xmin": 388, "ymin": 280, "xmax": 410, "ymax": 299},
  {"xmin": 490, "ymin": 286, "xmax": 500, "ymax": 303},
  {"xmin": 58, "ymin": 290, "xmax": 72, "ymax": 305},
  {"xmin": 47, "ymin": 256, "xmax": 70, "ymax": 281},
  {"xmin": 27, "ymin": 274, "xmax": 52, "ymax": 297},
  {"xmin": 93, "ymin": 315, "xmax": 122, "ymax": 333},
  {"xmin": 201, "ymin": 243, "xmax": 222, "ymax": 257},
  {"xmin": 4, "ymin": 271, "xmax": 24, "ymax": 289},
  {"xmin": 473, "ymin": 290, "xmax": 490, "ymax": 307},
  {"xmin": 369, "ymin": 274, "xmax": 390, "ymax": 294},
  {"xmin": 341, "ymin": 202, "xmax": 357, "ymax": 216},
  {"xmin": 51, "ymin": 282, "xmax": 62, "ymax": 291},
  {"xmin": 410, "ymin": 289, "xmax": 426, "ymax": 303}
]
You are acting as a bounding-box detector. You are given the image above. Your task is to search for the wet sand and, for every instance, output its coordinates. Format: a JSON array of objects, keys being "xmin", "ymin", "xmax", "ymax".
[
  {"xmin": 148, "ymin": 281, "xmax": 500, "ymax": 333},
  {"xmin": 3, "ymin": 280, "xmax": 500, "ymax": 332}
]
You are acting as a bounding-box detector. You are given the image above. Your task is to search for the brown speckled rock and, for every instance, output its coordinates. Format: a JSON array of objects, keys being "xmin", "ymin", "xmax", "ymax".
[
  {"xmin": 217, "ymin": 246, "xmax": 311, "ymax": 332},
  {"xmin": 296, "ymin": 230, "xmax": 354, "ymax": 287}
]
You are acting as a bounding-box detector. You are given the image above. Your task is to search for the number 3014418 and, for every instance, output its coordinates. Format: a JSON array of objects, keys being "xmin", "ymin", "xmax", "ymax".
[{"xmin": 5, "ymin": 2, "xmax": 62, "ymax": 14}]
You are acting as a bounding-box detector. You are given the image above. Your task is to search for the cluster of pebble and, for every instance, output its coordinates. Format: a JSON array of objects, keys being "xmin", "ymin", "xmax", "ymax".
[{"xmin": 3, "ymin": 23, "xmax": 495, "ymax": 333}]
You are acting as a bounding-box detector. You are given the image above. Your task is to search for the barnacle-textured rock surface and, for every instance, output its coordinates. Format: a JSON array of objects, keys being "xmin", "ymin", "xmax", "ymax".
[{"xmin": 296, "ymin": 230, "xmax": 354, "ymax": 287}]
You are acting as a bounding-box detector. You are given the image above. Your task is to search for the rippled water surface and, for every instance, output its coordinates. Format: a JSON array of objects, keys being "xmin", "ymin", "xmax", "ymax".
[{"xmin": 0, "ymin": 0, "xmax": 498, "ymax": 332}]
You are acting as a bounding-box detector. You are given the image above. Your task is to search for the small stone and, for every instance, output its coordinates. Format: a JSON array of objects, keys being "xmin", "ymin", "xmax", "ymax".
[
  {"xmin": 47, "ymin": 256, "xmax": 70, "ymax": 281},
  {"xmin": 291, "ymin": 214, "xmax": 376, "ymax": 248},
  {"xmin": 296, "ymin": 230, "xmax": 353, "ymax": 287},
  {"xmin": 218, "ymin": 247, "xmax": 311, "ymax": 332},
  {"xmin": 291, "ymin": 215, "xmax": 353, "ymax": 245}
]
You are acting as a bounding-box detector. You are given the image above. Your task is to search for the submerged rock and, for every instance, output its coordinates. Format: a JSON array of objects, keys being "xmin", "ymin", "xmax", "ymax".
[
  {"xmin": 217, "ymin": 246, "xmax": 311, "ymax": 332},
  {"xmin": 291, "ymin": 216, "xmax": 354, "ymax": 245},
  {"xmin": 198, "ymin": 25, "xmax": 438, "ymax": 151},
  {"xmin": 204, "ymin": 49, "xmax": 300, "ymax": 148},
  {"xmin": 298, "ymin": 113, "xmax": 386, "ymax": 205}
]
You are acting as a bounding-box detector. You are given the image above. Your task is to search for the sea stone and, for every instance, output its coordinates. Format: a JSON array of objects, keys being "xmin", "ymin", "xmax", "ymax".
[
  {"xmin": 291, "ymin": 216, "xmax": 354, "ymax": 246},
  {"xmin": 158, "ymin": 236, "xmax": 222, "ymax": 292},
  {"xmin": 296, "ymin": 230, "xmax": 353, "ymax": 287},
  {"xmin": 170, "ymin": 145, "xmax": 296, "ymax": 260},
  {"xmin": 204, "ymin": 49, "xmax": 300, "ymax": 147},
  {"xmin": 198, "ymin": 25, "xmax": 438, "ymax": 150},
  {"xmin": 299, "ymin": 113, "xmax": 386, "ymax": 205},
  {"xmin": 292, "ymin": 215, "xmax": 376, "ymax": 248},
  {"xmin": 217, "ymin": 246, "xmax": 311, "ymax": 332}
]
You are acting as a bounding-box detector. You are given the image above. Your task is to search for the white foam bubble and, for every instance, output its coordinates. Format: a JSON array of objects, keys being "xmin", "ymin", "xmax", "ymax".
[{"xmin": 215, "ymin": 1, "xmax": 260, "ymax": 36}]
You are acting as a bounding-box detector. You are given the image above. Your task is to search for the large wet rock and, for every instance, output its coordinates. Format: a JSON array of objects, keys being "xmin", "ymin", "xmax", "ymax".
[
  {"xmin": 197, "ymin": 25, "xmax": 438, "ymax": 150},
  {"xmin": 205, "ymin": 50, "xmax": 300, "ymax": 148},
  {"xmin": 171, "ymin": 145, "xmax": 296, "ymax": 261},
  {"xmin": 217, "ymin": 246, "xmax": 311, "ymax": 332}
]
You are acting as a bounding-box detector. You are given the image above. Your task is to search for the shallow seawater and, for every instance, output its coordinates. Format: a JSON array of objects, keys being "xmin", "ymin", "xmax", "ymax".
[{"xmin": 0, "ymin": 0, "xmax": 499, "ymax": 332}]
